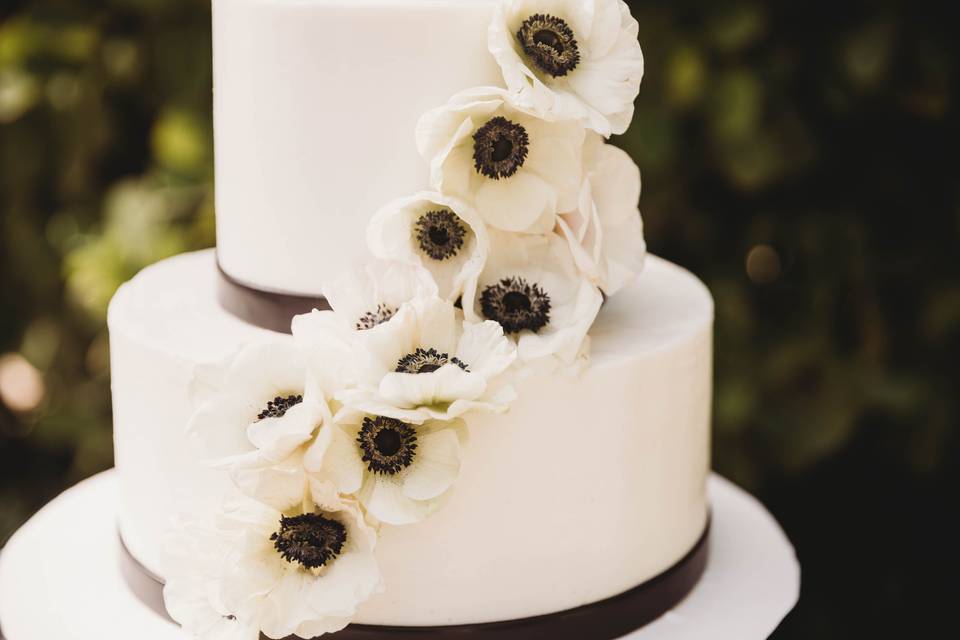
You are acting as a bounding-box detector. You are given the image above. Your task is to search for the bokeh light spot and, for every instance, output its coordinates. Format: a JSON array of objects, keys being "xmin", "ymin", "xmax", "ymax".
[
  {"xmin": 746, "ymin": 244, "xmax": 781, "ymax": 284},
  {"xmin": 0, "ymin": 353, "xmax": 46, "ymax": 413}
]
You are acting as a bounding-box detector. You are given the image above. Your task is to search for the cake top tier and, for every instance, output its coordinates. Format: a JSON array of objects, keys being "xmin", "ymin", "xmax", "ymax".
[{"xmin": 214, "ymin": 0, "xmax": 502, "ymax": 296}]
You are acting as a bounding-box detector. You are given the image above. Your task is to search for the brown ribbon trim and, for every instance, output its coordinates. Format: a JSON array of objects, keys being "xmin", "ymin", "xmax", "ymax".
[
  {"xmin": 216, "ymin": 262, "xmax": 331, "ymax": 334},
  {"xmin": 119, "ymin": 519, "xmax": 709, "ymax": 639}
]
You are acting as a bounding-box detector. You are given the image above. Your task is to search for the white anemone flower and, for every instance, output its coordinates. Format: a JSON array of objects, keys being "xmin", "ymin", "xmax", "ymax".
[
  {"xmin": 163, "ymin": 491, "xmax": 381, "ymax": 640},
  {"xmin": 186, "ymin": 340, "xmax": 336, "ymax": 511},
  {"xmin": 558, "ymin": 133, "xmax": 645, "ymax": 295},
  {"xmin": 488, "ymin": 0, "xmax": 645, "ymax": 136},
  {"xmin": 322, "ymin": 260, "xmax": 438, "ymax": 332},
  {"xmin": 293, "ymin": 297, "xmax": 517, "ymax": 423},
  {"xmin": 367, "ymin": 192, "xmax": 488, "ymax": 301},
  {"xmin": 465, "ymin": 230, "xmax": 603, "ymax": 366},
  {"xmin": 305, "ymin": 409, "xmax": 467, "ymax": 525},
  {"xmin": 416, "ymin": 87, "xmax": 584, "ymax": 234}
]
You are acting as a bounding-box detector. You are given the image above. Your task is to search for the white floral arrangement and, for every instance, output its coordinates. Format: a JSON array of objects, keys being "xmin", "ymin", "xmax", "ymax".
[{"xmin": 164, "ymin": 1, "xmax": 646, "ymax": 637}]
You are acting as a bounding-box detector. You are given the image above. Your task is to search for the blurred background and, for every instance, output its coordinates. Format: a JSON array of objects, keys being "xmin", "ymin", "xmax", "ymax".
[{"xmin": 0, "ymin": 0, "xmax": 957, "ymax": 636}]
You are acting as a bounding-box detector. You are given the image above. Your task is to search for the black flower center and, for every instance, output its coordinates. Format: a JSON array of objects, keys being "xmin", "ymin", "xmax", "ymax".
[
  {"xmin": 480, "ymin": 277, "xmax": 551, "ymax": 334},
  {"xmin": 357, "ymin": 416, "xmax": 418, "ymax": 475},
  {"xmin": 503, "ymin": 290, "xmax": 532, "ymax": 314},
  {"xmin": 473, "ymin": 116, "xmax": 529, "ymax": 180},
  {"xmin": 517, "ymin": 14, "xmax": 581, "ymax": 77},
  {"xmin": 415, "ymin": 210, "xmax": 467, "ymax": 261},
  {"xmin": 356, "ymin": 304, "xmax": 397, "ymax": 331},
  {"xmin": 396, "ymin": 347, "xmax": 469, "ymax": 374},
  {"xmin": 257, "ymin": 394, "xmax": 303, "ymax": 421},
  {"xmin": 270, "ymin": 513, "xmax": 347, "ymax": 570}
]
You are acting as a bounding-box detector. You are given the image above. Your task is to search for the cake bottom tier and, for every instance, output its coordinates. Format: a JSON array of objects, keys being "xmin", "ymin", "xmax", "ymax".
[
  {"xmin": 108, "ymin": 250, "xmax": 714, "ymax": 627},
  {"xmin": 119, "ymin": 519, "xmax": 709, "ymax": 639}
]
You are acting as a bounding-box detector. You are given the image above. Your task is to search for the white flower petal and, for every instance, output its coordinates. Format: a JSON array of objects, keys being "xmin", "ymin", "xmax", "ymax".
[
  {"xmin": 295, "ymin": 615, "xmax": 352, "ymax": 639},
  {"xmin": 228, "ymin": 451, "xmax": 310, "ymax": 512},
  {"xmin": 359, "ymin": 475, "xmax": 433, "ymax": 525},
  {"xmin": 305, "ymin": 424, "xmax": 365, "ymax": 496},
  {"xmin": 517, "ymin": 277, "xmax": 603, "ymax": 364},
  {"xmin": 221, "ymin": 544, "xmax": 283, "ymax": 613},
  {"xmin": 434, "ymin": 137, "xmax": 477, "ymax": 200},
  {"xmin": 475, "ymin": 170, "xmax": 556, "ymax": 233},
  {"xmin": 455, "ymin": 320, "xmax": 517, "ymax": 380},
  {"xmin": 379, "ymin": 365, "xmax": 487, "ymax": 410},
  {"xmin": 354, "ymin": 303, "xmax": 420, "ymax": 378},
  {"xmin": 524, "ymin": 134, "xmax": 583, "ymax": 212},
  {"xmin": 562, "ymin": 135, "xmax": 646, "ymax": 294},
  {"xmin": 402, "ymin": 426, "xmax": 462, "ymax": 501},
  {"xmin": 223, "ymin": 340, "xmax": 306, "ymax": 403},
  {"xmin": 246, "ymin": 399, "xmax": 323, "ymax": 463},
  {"xmin": 411, "ymin": 297, "xmax": 460, "ymax": 354},
  {"xmin": 580, "ymin": 0, "xmax": 622, "ymax": 58},
  {"xmin": 259, "ymin": 571, "xmax": 318, "ymax": 639},
  {"xmin": 186, "ymin": 395, "xmax": 257, "ymax": 462},
  {"xmin": 415, "ymin": 93, "xmax": 502, "ymax": 160}
]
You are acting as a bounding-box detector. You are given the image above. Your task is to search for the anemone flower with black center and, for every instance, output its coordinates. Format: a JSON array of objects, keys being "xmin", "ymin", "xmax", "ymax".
[
  {"xmin": 488, "ymin": 0, "xmax": 646, "ymax": 136},
  {"xmin": 466, "ymin": 230, "xmax": 603, "ymax": 367},
  {"xmin": 186, "ymin": 339, "xmax": 340, "ymax": 511},
  {"xmin": 319, "ymin": 260, "xmax": 438, "ymax": 335},
  {"xmin": 306, "ymin": 410, "xmax": 466, "ymax": 525},
  {"xmin": 295, "ymin": 296, "xmax": 517, "ymax": 423},
  {"xmin": 368, "ymin": 192, "xmax": 488, "ymax": 301},
  {"xmin": 416, "ymin": 87, "xmax": 584, "ymax": 234},
  {"xmin": 558, "ymin": 132, "xmax": 646, "ymax": 296},
  {"xmin": 162, "ymin": 489, "xmax": 382, "ymax": 640}
]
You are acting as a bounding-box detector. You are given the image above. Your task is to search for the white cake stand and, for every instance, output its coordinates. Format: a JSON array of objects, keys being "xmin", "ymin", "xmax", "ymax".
[{"xmin": 0, "ymin": 471, "xmax": 799, "ymax": 640}]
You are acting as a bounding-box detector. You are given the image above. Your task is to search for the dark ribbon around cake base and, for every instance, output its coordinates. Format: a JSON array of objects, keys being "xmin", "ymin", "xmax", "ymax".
[
  {"xmin": 120, "ymin": 519, "xmax": 709, "ymax": 639},
  {"xmin": 216, "ymin": 261, "xmax": 330, "ymax": 334}
]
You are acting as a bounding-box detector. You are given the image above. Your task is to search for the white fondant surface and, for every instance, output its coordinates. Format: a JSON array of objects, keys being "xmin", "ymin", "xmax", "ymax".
[
  {"xmin": 107, "ymin": 249, "xmax": 713, "ymax": 625},
  {"xmin": 213, "ymin": 0, "xmax": 502, "ymax": 295},
  {"xmin": 0, "ymin": 470, "xmax": 800, "ymax": 640}
]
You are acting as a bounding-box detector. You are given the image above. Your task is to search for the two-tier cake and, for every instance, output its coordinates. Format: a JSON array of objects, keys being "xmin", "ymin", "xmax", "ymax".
[{"xmin": 107, "ymin": 1, "xmax": 714, "ymax": 638}]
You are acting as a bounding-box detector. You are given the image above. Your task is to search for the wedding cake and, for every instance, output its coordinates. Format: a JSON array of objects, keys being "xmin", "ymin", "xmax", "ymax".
[{"xmin": 107, "ymin": 1, "xmax": 714, "ymax": 638}]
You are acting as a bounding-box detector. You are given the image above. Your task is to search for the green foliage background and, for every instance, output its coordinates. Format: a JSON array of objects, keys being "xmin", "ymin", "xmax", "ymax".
[{"xmin": 0, "ymin": 0, "xmax": 957, "ymax": 636}]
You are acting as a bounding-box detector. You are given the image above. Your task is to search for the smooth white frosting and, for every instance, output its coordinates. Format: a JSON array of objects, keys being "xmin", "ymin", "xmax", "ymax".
[
  {"xmin": 213, "ymin": 0, "xmax": 501, "ymax": 296},
  {"xmin": 109, "ymin": 250, "xmax": 713, "ymax": 624}
]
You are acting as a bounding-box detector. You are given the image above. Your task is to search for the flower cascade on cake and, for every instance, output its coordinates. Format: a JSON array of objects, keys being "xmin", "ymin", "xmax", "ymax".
[
  {"xmin": 163, "ymin": 1, "xmax": 647, "ymax": 637},
  {"xmin": 406, "ymin": 0, "xmax": 646, "ymax": 368},
  {"xmin": 167, "ymin": 282, "xmax": 515, "ymax": 638}
]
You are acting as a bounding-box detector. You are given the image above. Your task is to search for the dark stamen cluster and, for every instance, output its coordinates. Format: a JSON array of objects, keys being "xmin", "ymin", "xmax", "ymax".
[
  {"xmin": 480, "ymin": 276, "xmax": 552, "ymax": 334},
  {"xmin": 357, "ymin": 416, "xmax": 418, "ymax": 475},
  {"xmin": 517, "ymin": 14, "xmax": 581, "ymax": 77},
  {"xmin": 395, "ymin": 347, "xmax": 469, "ymax": 375},
  {"xmin": 257, "ymin": 394, "xmax": 303, "ymax": 421},
  {"xmin": 415, "ymin": 209, "xmax": 467, "ymax": 261},
  {"xmin": 473, "ymin": 116, "xmax": 529, "ymax": 180},
  {"xmin": 356, "ymin": 304, "xmax": 397, "ymax": 331},
  {"xmin": 271, "ymin": 513, "xmax": 347, "ymax": 570}
]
